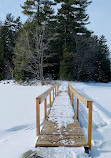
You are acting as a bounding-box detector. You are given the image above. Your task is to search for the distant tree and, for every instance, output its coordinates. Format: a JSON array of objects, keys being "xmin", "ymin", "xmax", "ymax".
[
  {"xmin": 74, "ymin": 35, "xmax": 111, "ymax": 82},
  {"xmin": 54, "ymin": 0, "xmax": 92, "ymax": 79},
  {"xmin": 21, "ymin": 0, "xmax": 56, "ymax": 24},
  {"xmin": 59, "ymin": 51, "xmax": 75, "ymax": 80},
  {"xmin": 92, "ymin": 35, "xmax": 111, "ymax": 82},
  {"xmin": 0, "ymin": 14, "xmax": 22, "ymax": 80},
  {"xmin": 14, "ymin": 22, "xmax": 57, "ymax": 84},
  {"xmin": 12, "ymin": 0, "xmax": 111, "ymax": 83}
]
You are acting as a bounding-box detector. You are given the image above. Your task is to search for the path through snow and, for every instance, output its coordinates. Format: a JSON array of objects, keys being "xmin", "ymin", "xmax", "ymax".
[
  {"xmin": 49, "ymin": 92, "xmax": 74, "ymax": 129},
  {"xmin": 0, "ymin": 80, "xmax": 111, "ymax": 157}
]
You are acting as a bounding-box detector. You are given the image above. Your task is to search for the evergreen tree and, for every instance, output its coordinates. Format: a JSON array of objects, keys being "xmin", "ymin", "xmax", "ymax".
[
  {"xmin": 0, "ymin": 14, "xmax": 22, "ymax": 80},
  {"xmin": 74, "ymin": 35, "xmax": 111, "ymax": 82},
  {"xmin": 93, "ymin": 35, "xmax": 111, "ymax": 82},
  {"xmin": 54, "ymin": 0, "xmax": 92, "ymax": 79},
  {"xmin": 21, "ymin": 0, "xmax": 56, "ymax": 24}
]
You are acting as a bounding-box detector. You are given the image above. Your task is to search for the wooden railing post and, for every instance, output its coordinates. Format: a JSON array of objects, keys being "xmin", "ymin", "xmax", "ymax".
[
  {"xmin": 55, "ymin": 86, "xmax": 56, "ymax": 97},
  {"xmin": 68, "ymin": 83, "xmax": 93, "ymax": 150},
  {"xmin": 57, "ymin": 84, "xmax": 59, "ymax": 95},
  {"xmin": 36, "ymin": 98, "xmax": 40, "ymax": 136},
  {"xmin": 77, "ymin": 98, "xmax": 79, "ymax": 119},
  {"xmin": 87, "ymin": 102, "xmax": 92, "ymax": 150},
  {"xmin": 36, "ymin": 83, "xmax": 59, "ymax": 137},
  {"xmin": 44, "ymin": 98, "xmax": 47, "ymax": 120},
  {"xmin": 72, "ymin": 93, "xmax": 74, "ymax": 106},
  {"xmin": 50, "ymin": 92, "xmax": 51, "ymax": 108}
]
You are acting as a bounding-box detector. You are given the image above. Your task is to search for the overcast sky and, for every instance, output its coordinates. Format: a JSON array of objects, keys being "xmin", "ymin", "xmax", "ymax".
[{"xmin": 0, "ymin": 0, "xmax": 111, "ymax": 51}]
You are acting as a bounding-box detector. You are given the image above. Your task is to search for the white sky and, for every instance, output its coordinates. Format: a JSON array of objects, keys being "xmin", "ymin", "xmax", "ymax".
[{"xmin": 0, "ymin": 0, "xmax": 111, "ymax": 51}]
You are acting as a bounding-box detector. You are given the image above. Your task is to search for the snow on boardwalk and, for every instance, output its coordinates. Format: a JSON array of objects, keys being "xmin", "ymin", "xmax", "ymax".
[
  {"xmin": 36, "ymin": 91, "xmax": 87, "ymax": 147},
  {"xmin": 49, "ymin": 92, "xmax": 74, "ymax": 129}
]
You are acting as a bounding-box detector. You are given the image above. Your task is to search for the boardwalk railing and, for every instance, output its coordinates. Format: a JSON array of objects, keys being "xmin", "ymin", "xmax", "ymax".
[
  {"xmin": 68, "ymin": 83, "xmax": 93, "ymax": 150},
  {"xmin": 36, "ymin": 83, "xmax": 59, "ymax": 136}
]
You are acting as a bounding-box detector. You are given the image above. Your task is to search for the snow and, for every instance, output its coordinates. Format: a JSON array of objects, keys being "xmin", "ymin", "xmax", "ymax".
[
  {"xmin": 49, "ymin": 92, "xmax": 74, "ymax": 129},
  {"xmin": 0, "ymin": 80, "xmax": 51, "ymax": 158},
  {"xmin": 30, "ymin": 147, "xmax": 88, "ymax": 158},
  {"xmin": 0, "ymin": 80, "xmax": 111, "ymax": 157},
  {"xmin": 70, "ymin": 81, "xmax": 111, "ymax": 158}
]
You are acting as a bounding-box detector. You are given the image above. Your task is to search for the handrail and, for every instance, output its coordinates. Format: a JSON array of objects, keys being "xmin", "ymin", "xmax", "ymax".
[
  {"xmin": 68, "ymin": 84, "xmax": 92, "ymax": 108},
  {"xmin": 36, "ymin": 83, "xmax": 59, "ymax": 137},
  {"xmin": 68, "ymin": 83, "xmax": 93, "ymax": 150},
  {"xmin": 37, "ymin": 84, "xmax": 59, "ymax": 104}
]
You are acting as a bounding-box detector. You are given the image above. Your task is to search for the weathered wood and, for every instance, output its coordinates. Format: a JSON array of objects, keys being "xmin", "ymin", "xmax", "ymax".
[
  {"xmin": 55, "ymin": 86, "xmax": 56, "ymax": 97},
  {"xmin": 50, "ymin": 92, "xmax": 51, "ymax": 108},
  {"xmin": 68, "ymin": 83, "xmax": 93, "ymax": 150},
  {"xmin": 36, "ymin": 85, "xmax": 92, "ymax": 149},
  {"xmin": 57, "ymin": 84, "xmax": 59, "ymax": 95},
  {"xmin": 37, "ymin": 84, "xmax": 58, "ymax": 104},
  {"xmin": 36, "ymin": 83, "xmax": 59, "ymax": 136},
  {"xmin": 77, "ymin": 98, "xmax": 79, "ymax": 119},
  {"xmin": 36, "ymin": 135, "xmax": 87, "ymax": 147},
  {"xmin": 68, "ymin": 84, "xmax": 92, "ymax": 108},
  {"xmin": 87, "ymin": 102, "xmax": 92, "ymax": 150},
  {"xmin": 41, "ymin": 119, "xmax": 83, "ymax": 136},
  {"xmin": 36, "ymin": 117, "xmax": 87, "ymax": 147},
  {"xmin": 36, "ymin": 98, "xmax": 40, "ymax": 136},
  {"xmin": 44, "ymin": 98, "xmax": 47, "ymax": 120},
  {"xmin": 36, "ymin": 91, "xmax": 87, "ymax": 148}
]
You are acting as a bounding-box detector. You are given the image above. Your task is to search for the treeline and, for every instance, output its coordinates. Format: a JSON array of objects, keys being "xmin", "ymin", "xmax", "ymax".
[{"xmin": 0, "ymin": 0, "xmax": 111, "ymax": 83}]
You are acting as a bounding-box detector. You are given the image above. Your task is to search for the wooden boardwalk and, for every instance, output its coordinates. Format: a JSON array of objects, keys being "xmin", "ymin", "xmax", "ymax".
[{"xmin": 35, "ymin": 84, "xmax": 92, "ymax": 150}]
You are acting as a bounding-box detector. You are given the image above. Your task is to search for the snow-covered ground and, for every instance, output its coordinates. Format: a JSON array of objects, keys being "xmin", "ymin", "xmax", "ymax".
[
  {"xmin": 70, "ymin": 81, "xmax": 111, "ymax": 158},
  {"xmin": 0, "ymin": 80, "xmax": 111, "ymax": 158},
  {"xmin": 0, "ymin": 80, "xmax": 51, "ymax": 158}
]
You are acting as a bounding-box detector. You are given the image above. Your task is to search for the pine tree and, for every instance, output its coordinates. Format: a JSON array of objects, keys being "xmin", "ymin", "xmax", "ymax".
[
  {"xmin": 54, "ymin": 0, "xmax": 92, "ymax": 80},
  {"xmin": 21, "ymin": 0, "xmax": 56, "ymax": 24},
  {"xmin": 0, "ymin": 14, "xmax": 22, "ymax": 80},
  {"xmin": 74, "ymin": 35, "xmax": 111, "ymax": 82},
  {"xmin": 93, "ymin": 35, "xmax": 111, "ymax": 82}
]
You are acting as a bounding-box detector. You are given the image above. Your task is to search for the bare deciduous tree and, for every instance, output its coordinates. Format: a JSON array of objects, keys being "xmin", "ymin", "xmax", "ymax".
[{"xmin": 14, "ymin": 23, "xmax": 57, "ymax": 84}]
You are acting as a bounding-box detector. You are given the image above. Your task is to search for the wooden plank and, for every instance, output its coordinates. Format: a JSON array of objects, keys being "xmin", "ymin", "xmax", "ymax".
[
  {"xmin": 44, "ymin": 98, "xmax": 47, "ymax": 120},
  {"xmin": 69, "ymin": 84, "xmax": 92, "ymax": 108},
  {"xmin": 36, "ymin": 114, "xmax": 88, "ymax": 147},
  {"xmin": 37, "ymin": 84, "xmax": 58, "ymax": 104},
  {"xmin": 41, "ymin": 120, "xmax": 83, "ymax": 136},
  {"xmin": 87, "ymin": 102, "xmax": 92, "ymax": 150},
  {"xmin": 55, "ymin": 87, "xmax": 56, "ymax": 97},
  {"xmin": 77, "ymin": 98, "xmax": 79, "ymax": 119},
  {"xmin": 36, "ymin": 98, "xmax": 40, "ymax": 136},
  {"xmin": 57, "ymin": 84, "xmax": 59, "ymax": 95},
  {"xmin": 36, "ymin": 90, "xmax": 90, "ymax": 149},
  {"xmin": 50, "ymin": 92, "xmax": 51, "ymax": 108},
  {"xmin": 36, "ymin": 135, "xmax": 87, "ymax": 147}
]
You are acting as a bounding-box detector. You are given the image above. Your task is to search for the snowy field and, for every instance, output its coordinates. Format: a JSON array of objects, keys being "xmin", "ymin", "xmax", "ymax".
[{"xmin": 0, "ymin": 80, "xmax": 111, "ymax": 158}]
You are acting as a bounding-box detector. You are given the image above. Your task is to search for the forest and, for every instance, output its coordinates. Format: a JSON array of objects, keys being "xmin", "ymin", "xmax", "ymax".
[{"xmin": 0, "ymin": 0, "xmax": 111, "ymax": 84}]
